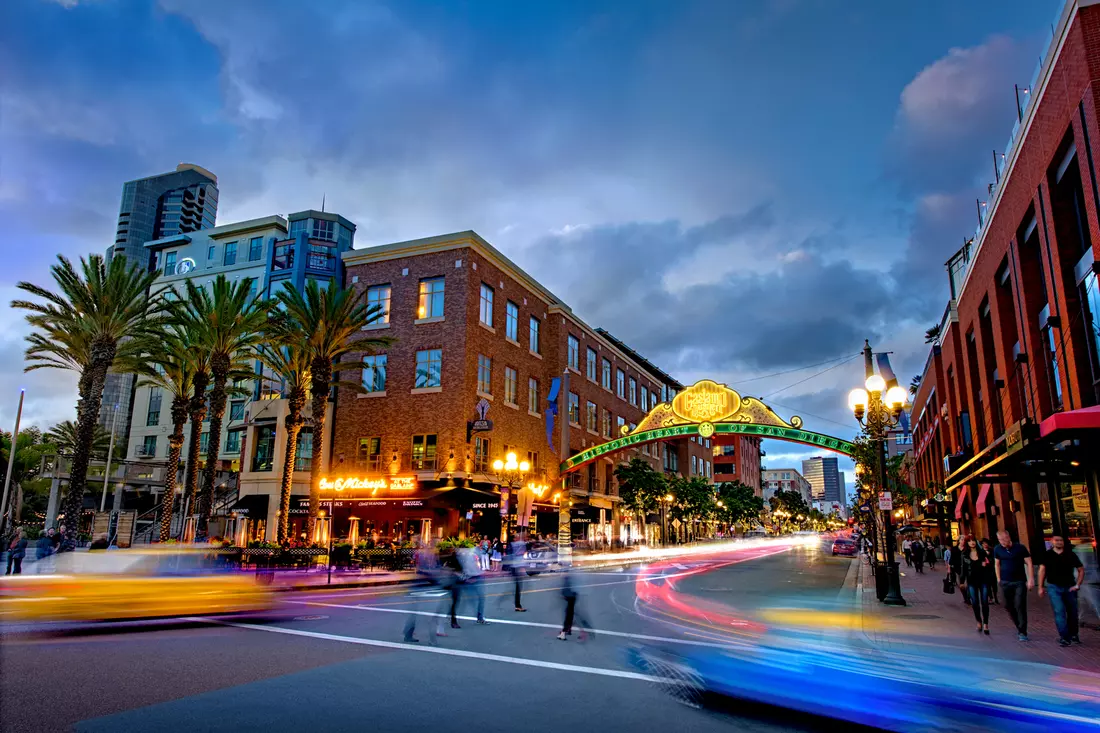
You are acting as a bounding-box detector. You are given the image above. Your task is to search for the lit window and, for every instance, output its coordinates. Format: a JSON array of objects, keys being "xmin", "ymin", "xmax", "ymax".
[
  {"xmin": 479, "ymin": 283, "xmax": 494, "ymax": 327},
  {"xmin": 415, "ymin": 349, "xmax": 442, "ymax": 388},
  {"xmin": 478, "ymin": 354, "xmax": 492, "ymax": 394},
  {"xmin": 411, "ymin": 434, "xmax": 437, "ymax": 470},
  {"xmin": 528, "ymin": 377, "xmax": 539, "ymax": 413},
  {"xmin": 568, "ymin": 392, "xmax": 580, "ymax": 424},
  {"xmin": 475, "ymin": 436, "xmax": 491, "ymax": 472},
  {"xmin": 506, "ymin": 301, "xmax": 519, "ymax": 341},
  {"xmin": 504, "ymin": 366, "xmax": 517, "ymax": 405},
  {"xmin": 417, "ymin": 277, "xmax": 445, "ymax": 319},
  {"xmin": 367, "ymin": 285, "xmax": 391, "ymax": 324},
  {"xmin": 357, "ymin": 437, "xmax": 382, "ymax": 469},
  {"xmin": 567, "ymin": 335, "xmax": 579, "ymax": 370},
  {"xmin": 362, "ymin": 354, "xmax": 387, "ymax": 392},
  {"xmin": 529, "ymin": 316, "xmax": 541, "ymax": 354}
]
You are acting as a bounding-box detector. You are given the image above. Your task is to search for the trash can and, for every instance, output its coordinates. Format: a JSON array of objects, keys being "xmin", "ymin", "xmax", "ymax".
[{"xmin": 874, "ymin": 560, "xmax": 889, "ymax": 601}]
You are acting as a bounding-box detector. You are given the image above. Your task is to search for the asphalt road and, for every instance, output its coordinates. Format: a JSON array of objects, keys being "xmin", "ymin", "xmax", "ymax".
[{"xmin": 0, "ymin": 540, "xmax": 855, "ymax": 733}]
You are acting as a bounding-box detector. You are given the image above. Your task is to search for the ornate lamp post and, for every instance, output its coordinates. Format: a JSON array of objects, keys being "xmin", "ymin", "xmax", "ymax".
[
  {"xmin": 660, "ymin": 493, "xmax": 674, "ymax": 546},
  {"xmin": 849, "ymin": 353, "xmax": 909, "ymax": 607},
  {"xmin": 492, "ymin": 451, "xmax": 529, "ymax": 542}
]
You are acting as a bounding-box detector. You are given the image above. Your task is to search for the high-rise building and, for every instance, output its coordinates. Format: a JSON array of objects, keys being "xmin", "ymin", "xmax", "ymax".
[
  {"xmin": 801, "ymin": 455, "xmax": 840, "ymax": 503},
  {"xmin": 99, "ymin": 164, "xmax": 219, "ymax": 446},
  {"xmin": 762, "ymin": 468, "xmax": 812, "ymax": 503}
]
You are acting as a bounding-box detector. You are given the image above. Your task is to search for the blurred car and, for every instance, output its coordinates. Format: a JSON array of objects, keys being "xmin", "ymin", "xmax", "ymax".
[
  {"xmin": 0, "ymin": 547, "xmax": 275, "ymax": 624},
  {"xmin": 524, "ymin": 541, "xmax": 558, "ymax": 575},
  {"xmin": 627, "ymin": 640, "xmax": 1100, "ymax": 732},
  {"xmin": 831, "ymin": 538, "xmax": 858, "ymax": 556}
]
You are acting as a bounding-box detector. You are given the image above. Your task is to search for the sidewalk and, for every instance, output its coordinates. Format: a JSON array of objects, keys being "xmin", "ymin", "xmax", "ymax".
[
  {"xmin": 856, "ymin": 558, "xmax": 1100, "ymax": 673},
  {"xmin": 264, "ymin": 568, "xmax": 417, "ymax": 592}
]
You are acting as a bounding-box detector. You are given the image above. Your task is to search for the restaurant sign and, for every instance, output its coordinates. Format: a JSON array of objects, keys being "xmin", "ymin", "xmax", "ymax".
[{"xmin": 319, "ymin": 476, "xmax": 418, "ymax": 494}]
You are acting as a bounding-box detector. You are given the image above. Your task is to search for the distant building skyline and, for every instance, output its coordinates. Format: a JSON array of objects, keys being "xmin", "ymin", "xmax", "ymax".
[{"xmin": 802, "ymin": 455, "xmax": 841, "ymax": 504}]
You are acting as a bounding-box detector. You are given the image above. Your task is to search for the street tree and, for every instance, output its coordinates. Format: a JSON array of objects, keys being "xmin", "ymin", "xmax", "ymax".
[
  {"xmin": 668, "ymin": 475, "xmax": 715, "ymax": 541},
  {"xmin": 274, "ymin": 279, "xmax": 392, "ymax": 541},
  {"xmin": 715, "ymin": 481, "xmax": 764, "ymax": 532},
  {"xmin": 13, "ymin": 254, "xmax": 166, "ymax": 544},
  {"xmin": 614, "ymin": 457, "xmax": 666, "ymax": 516}
]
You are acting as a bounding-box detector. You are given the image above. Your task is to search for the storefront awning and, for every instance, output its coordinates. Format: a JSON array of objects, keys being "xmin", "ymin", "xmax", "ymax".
[
  {"xmin": 230, "ymin": 494, "xmax": 269, "ymax": 519},
  {"xmin": 1039, "ymin": 405, "xmax": 1100, "ymax": 438},
  {"xmin": 954, "ymin": 485, "xmax": 970, "ymax": 520},
  {"xmin": 975, "ymin": 484, "xmax": 992, "ymax": 516}
]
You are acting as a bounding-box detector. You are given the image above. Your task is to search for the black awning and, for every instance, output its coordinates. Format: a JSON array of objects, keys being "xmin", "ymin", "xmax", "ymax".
[{"xmin": 230, "ymin": 494, "xmax": 269, "ymax": 519}]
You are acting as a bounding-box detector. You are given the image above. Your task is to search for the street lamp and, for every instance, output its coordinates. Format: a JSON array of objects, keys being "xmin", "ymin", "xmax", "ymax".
[
  {"xmin": 850, "ymin": 342, "xmax": 908, "ymax": 607},
  {"xmin": 660, "ymin": 493, "xmax": 674, "ymax": 546},
  {"xmin": 492, "ymin": 452, "xmax": 529, "ymax": 541}
]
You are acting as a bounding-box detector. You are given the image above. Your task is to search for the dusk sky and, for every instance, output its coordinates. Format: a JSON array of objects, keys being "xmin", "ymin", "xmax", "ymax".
[{"xmin": 0, "ymin": 0, "xmax": 1063, "ymax": 487}]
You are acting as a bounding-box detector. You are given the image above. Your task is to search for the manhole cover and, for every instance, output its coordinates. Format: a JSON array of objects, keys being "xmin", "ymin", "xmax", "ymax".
[
  {"xmin": 896, "ymin": 614, "xmax": 941, "ymax": 620},
  {"xmin": 293, "ymin": 615, "xmax": 329, "ymax": 621}
]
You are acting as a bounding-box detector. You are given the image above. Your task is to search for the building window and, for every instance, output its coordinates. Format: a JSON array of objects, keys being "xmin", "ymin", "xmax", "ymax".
[
  {"xmin": 312, "ymin": 219, "xmax": 335, "ymax": 241},
  {"xmin": 586, "ymin": 401, "xmax": 597, "ymax": 432},
  {"xmin": 529, "ymin": 316, "xmax": 541, "ymax": 354},
  {"xmin": 617, "ymin": 416, "xmax": 626, "ymax": 435},
  {"xmin": 642, "ymin": 443, "xmax": 650, "ymax": 456},
  {"xmin": 478, "ymin": 354, "xmax": 492, "ymax": 394},
  {"xmin": 602, "ymin": 359, "xmax": 612, "ymax": 390},
  {"xmin": 245, "ymin": 278, "xmax": 258, "ymax": 301},
  {"xmin": 357, "ymin": 437, "xmax": 382, "ymax": 470},
  {"xmin": 664, "ymin": 445, "xmax": 679, "ymax": 473},
  {"xmin": 641, "ymin": 386, "xmax": 649, "ymax": 410},
  {"xmin": 367, "ymin": 285, "xmax": 391, "ymax": 324},
  {"xmin": 199, "ymin": 431, "xmax": 210, "ymax": 455},
  {"xmin": 568, "ymin": 392, "xmax": 580, "ymax": 424},
  {"xmin": 1045, "ymin": 326, "xmax": 1063, "ymax": 410},
  {"xmin": 504, "ymin": 366, "xmax": 518, "ymax": 405},
  {"xmin": 146, "ymin": 388, "xmax": 161, "ymax": 426},
  {"xmin": 362, "ymin": 354, "xmax": 387, "ymax": 392},
  {"xmin": 602, "ymin": 410, "xmax": 612, "ymax": 438},
  {"xmin": 415, "ymin": 349, "xmax": 442, "ymax": 388},
  {"xmin": 528, "ymin": 377, "xmax": 539, "ymax": 414},
  {"xmin": 505, "ymin": 301, "xmax": 519, "ymax": 341},
  {"xmin": 691, "ymin": 455, "xmax": 698, "ymax": 475},
  {"xmin": 586, "ymin": 348, "xmax": 598, "ymax": 381},
  {"xmin": 418, "ymin": 277, "xmax": 445, "ymax": 319},
  {"xmin": 651, "ymin": 392, "xmax": 658, "ymax": 410},
  {"xmin": 141, "ymin": 435, "xmax": 157, "ymax": 457},
  {"xmin": 208, "ymin": 245, "xmax": 216, "ymax": 261},
  {"xmin": 629, "ymin": 378, "xmax": 637, "ymax": 406},
  {"xmin": 474, "ymin": 436, "xmax": 491, "ymax": 472},
  {"xmin": 225, "ymin": 430, "xmax": 241, "ymax": 454},
  {"xmin": 412, "ymin": 434, "xmax": 437, "ymax": 470},
  {"xmin": 248, "ymin": 236, "xmax": 263, "ymax": 261},
  {"xmin": 295, "ymin": 429, "xmax": 313, "ymax": 472},
  {"xmin": 616, "ymin": 369, "xmax": 625, "ymax": 399},
  {"xmin": 527, "ymin": 451, "xmax": 539, "ymax": 471},
  {"xmin": 251, "ymin": 426, "xmax": 273, "ymax": 471},
  {"xmin": 479, "ymin": 283, "xmax": 494, "ymax": 327},
  {"xmin": 567, "ymin": 335, "xmax": 579, "ymax": 370},
  {"xmin": 223, "ymin": 241, "xmax": 237, "ymax": 266},
  {"xmin": 163, "ymin": 251, "xmax": 177, "ymax": 276},
  {"xmin": 229, "ymin": 400, "xmax": 245, "ymax": 421},
  {"xmin": 289, "ymin": 219, "xmax": 307, "ymax": 238}
]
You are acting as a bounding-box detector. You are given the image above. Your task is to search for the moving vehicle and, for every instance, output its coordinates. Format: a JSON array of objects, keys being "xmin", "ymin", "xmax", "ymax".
[
  {"xmin": 0, "ymin": 547, "xmax": 275, "ymax": 624},
  {"xmin": 831, "ymin": 538, "xmax": 858, "ymax": 556},
  {"xmin": 524, "ymin": 541, "xmax": 558, "ymax": 575}
]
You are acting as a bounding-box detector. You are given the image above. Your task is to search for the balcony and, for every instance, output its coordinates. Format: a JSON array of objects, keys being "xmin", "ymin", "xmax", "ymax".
[{"xmin": 273, "ymin": 243, "xmax": 295, "ymax": 271}]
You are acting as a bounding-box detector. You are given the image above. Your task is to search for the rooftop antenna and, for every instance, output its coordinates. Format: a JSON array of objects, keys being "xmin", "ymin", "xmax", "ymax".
[{"xmin": 321, "ymin": 193, "xmax": 326, "ymax": 213}]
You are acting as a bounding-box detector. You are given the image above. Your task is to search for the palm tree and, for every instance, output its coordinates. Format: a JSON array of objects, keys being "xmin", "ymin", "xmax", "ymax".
[
  {"xmin": 174, "ymin": 276, "xmax": 269, "ymax": 532},
  {"xmin": 12, "ymin": 255, "xmax": 165, "ymax": 544},
  {"xmin": 44, "ymin": 421, "xmax": 112, "ymax": 459},
  {"xmin": 255, "ymin": 337, "xmax": 312, "ymax": 545},
  {"xmin": 274, "ymin": 279, "xmax": 391, "ymax": 539},
  {"xmin": 909, "ymin": 374, "xmax": 922, "ymax": 397},
  {"xmin": 924, "ymin": 324, "xmax": 941, "ymax": 344},
  {"xmin": 133, "ymin": 332, "xmax": 201, "ymax": 541}
]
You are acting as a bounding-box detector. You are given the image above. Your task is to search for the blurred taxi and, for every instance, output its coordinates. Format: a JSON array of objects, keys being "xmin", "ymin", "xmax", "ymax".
[{"xmin": 0, "ymin": 547, "xmax": 274, "ymax": 624}]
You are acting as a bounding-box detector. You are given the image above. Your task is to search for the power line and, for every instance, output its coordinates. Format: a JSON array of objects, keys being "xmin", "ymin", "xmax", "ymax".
[
  {"xmin": 732, "ymin": 353, "xmax": 862, "ymax": 386},
  {"xmin": 765, "ymin": 398, "xmax": 856, "ymax": 431},
  {"xmin": 762, "ymin": 353, "xmax": 862, "ymax": 400}
]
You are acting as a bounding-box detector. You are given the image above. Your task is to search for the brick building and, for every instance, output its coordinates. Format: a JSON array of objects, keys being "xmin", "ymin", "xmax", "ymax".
[
  {"xmin": 910, "ymin": 0, "xmax": 1100, "ymax": 573},
  {"xmin": 290, "ymin": 231, "xmax": 713, "ymax": 546},
  {"xmin": 713, "ymin": 435, "xmax": 764, "ymax": 495},
  {"xmin": 762, "ymin": 468, "xmax": 812, "ymax": 503}
]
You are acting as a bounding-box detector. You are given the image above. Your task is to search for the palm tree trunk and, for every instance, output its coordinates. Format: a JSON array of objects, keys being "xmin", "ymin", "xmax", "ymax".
[
  {"xmin": 199, "ymin": 360, "xmax": 229, "ymax": 532},
  {"xmin": 182, "ymin": 370, "xmax": 208, "ymax": 531},
  {"xmin": 278, "ymin": 421, "xmax": 302, "ymax": 545},
  {"xmin": 62, "ymin": 341, "xmax": 115, "ymax": 546},
  {"xmin": 160, "ymin": 399, "xmax": 188, "ymax": 542},
  {"xmin": 306, "ymin": 359, "xmax": 332, "ymax": 543}
]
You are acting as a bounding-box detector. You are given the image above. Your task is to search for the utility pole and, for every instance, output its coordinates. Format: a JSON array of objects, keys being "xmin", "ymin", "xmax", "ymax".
[
  {"xmin": 100, "ymin": 405, "xmax": 119, "ymax": 512},
  {"xmin": 0, "ymin": 389, "xmax": 26, "ymax": 537}
]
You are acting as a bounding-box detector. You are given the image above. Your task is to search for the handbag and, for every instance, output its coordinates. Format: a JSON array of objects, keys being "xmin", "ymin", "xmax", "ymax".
[{"xmin": 942, "ymin": 575, "xmax": 956, "ymax": 595}]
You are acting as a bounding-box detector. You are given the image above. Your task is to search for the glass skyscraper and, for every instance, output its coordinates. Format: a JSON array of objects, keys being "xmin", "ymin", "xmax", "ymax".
[{"xmin": 801, "ymin": 456, "xmax": 841, "ymax": 503}]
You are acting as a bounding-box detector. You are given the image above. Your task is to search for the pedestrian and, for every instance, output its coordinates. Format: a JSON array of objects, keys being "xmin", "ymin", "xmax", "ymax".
[
  {"xmin": 558, "ymin": 566, "xmax": 593, "ymax": 641},
  {"xmin": 980, "ymin": 539, "xmax": 999, "ymax": 604},
  {"xmin": 35, "ymin": 528, "xmax": 55, "ymax": 574},
  {"xmin": 1038, "ymin": 534, "xmax": 1085, "ymax": 647},
  {"xmin": 438, "ymin": 546, "xmax": 463, "ymax": 632},
  {"xmin": 403, "ymin": 542, "xmax": 441, "ymax": 643},
  {"xmin": 5, "ymin": 528, "xmax": 27, "ymax": 575},
  {"xmin": 505, "ymin": 535, "xmax": 528, "ymax": 612},
  {"xmin": 474, "ymin": 538, "xmax": 489, "ymax": 572},
  {"xmin": 490, "ymin": 537, "xmax": 502, "ymax": 571},
  {"xmin": 458, "ymin": 545, "xmax": 489, "ymax": 625},
  {"xmin": 911, "ymin": 537, "xmax": 925, "ymax": 574},
  {"xmin": 994, "ymin": 529, "xmax": 1034, "ymax": 642},
  {"xmin": 902, "ymin": 537, "xmax": 913, "ymax": 567},
  {"xmin": 958, "ymin": 535, "xmax": 992, "ymax": 635},
  {"xmin": 925, "ymin": 541, "xmax": 937, "ymax": 571}
]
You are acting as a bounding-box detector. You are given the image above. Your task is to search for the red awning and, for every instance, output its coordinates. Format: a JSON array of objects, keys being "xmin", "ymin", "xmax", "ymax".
[
  {"xmin": 1039, "ymin": 404, "xmax": 1100, "ymax": 438},
  {"xmin": 954, "ymin": 485, "xmax": 970, "ymax": 520},
  {"xmin": 975, "ymin": 484, "xmax": 991, "ymax": 516}
]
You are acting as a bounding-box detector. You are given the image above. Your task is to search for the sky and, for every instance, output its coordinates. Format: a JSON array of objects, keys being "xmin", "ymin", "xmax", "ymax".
[{"xmin": 0, "ymin": 0, "xmax": 1064, "ymax": 495}]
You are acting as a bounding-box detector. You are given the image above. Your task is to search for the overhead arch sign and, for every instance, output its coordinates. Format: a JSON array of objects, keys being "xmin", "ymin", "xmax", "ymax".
[{"xmin": 560, "ymin": 379, "xmax": 854, "ymax": 474}]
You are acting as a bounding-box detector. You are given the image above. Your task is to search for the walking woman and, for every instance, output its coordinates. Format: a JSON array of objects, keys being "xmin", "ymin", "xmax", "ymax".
[
  {"xmin": 980, "ymin": 538, "xmax": 999, "ymax": 605},
  {"xmin": 958, "ymin": 535, "xmax": 992, "ymax": 635},
  {"xmin": 925, "ymin": 541, "xmax": 938, "ymax": 571}
]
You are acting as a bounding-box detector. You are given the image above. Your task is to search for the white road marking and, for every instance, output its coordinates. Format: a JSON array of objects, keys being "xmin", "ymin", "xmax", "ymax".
[
  {"xmin": 189, "ymin": 617, "xmax": 666, "ymax": 683},
  {"xmin": 288, "ymin": 600, "xmax": 746, "ymax": 650}
]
